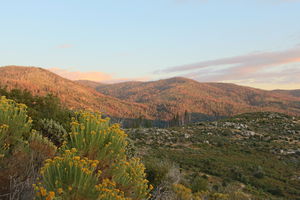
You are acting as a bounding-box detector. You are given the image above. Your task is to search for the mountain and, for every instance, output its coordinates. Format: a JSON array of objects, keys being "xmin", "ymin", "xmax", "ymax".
[
  {"xmin": 272, "ymin": 89, "xmax": 300, "ymax": 98},
  {"xmin": 0, "ymin": 66, "xmax": 149, "ymax": 118},
  {"xmin": 86, "ymin": 77, "xmax": 300, "ymax": 120},
  {"xmin": 2, "ymin": 66, "xmax": 300, "ymax": 122},
  {"xmin": 76, "ymin": 80, "xmax": 103, "ymax": 89}
]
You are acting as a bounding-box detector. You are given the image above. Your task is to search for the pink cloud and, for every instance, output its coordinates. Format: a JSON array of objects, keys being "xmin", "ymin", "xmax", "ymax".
[
  {"xmin": 48, "ymin": 68, "xmax": 150, "ymax": 83},
  {"xmin": 49, "ymin": 68, "xmax": 113, "ymax": 82},
  {"xmin": 159, "ymin": 46, "xmax": 300, "ymax": 74},
  {"xmin": 157, "ymin": 45, "xmax": 300, "ymax": 89}
]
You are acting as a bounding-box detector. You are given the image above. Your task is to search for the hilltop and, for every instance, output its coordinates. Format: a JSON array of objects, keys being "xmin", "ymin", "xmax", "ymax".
[
  {"xmin": 87, "ymin": 77, "xmax": 300, "ymax": 120},
  {"xmin": 0, "ymin": 66, "xmax": 149, "ymax": 119},
  {"xmin": 1, "ymin": 66, "xmax": 300, "ymax": 123},
  {"xmin": 76, "ymin": 80, "xmax": 104, "ymax": 89}
]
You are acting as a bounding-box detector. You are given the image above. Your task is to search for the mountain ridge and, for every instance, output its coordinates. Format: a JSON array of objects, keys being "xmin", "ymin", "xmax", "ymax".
[
  {"xmin": 0, "ymin": 66, "xmax": 149, "ymax": 119},
  {"xmin": 1, "ymin": 66, "xmax": 300, "ymax": 121},
  {"xmin": 90, "ymin": 76, "xmax": 300, "ymax": 120}
]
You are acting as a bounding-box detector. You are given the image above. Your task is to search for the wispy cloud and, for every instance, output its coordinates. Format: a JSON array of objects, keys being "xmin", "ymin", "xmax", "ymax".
[
  {"xmin": 49, "ymin": 68, "xmax": 150, "ymax": 83},
  {"xmin": 158, "ymin": 46, "xmax": 300, "ymax": 89},
  {"xmin": 160, "ymin": 46, "xmax": 300, "ymax": 74},
  {"xmin": 49, "ymin": 68, "xmax": 113, "ymax": 82}
]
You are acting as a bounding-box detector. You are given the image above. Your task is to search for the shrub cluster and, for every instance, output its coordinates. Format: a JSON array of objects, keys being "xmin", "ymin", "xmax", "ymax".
[
  {"xmin": 0, "ymin": 96, "xmax": 57, "ymax": 199},
  {"xmin": 35, "ymin": 111, "xmax": 152, "ymax": 200},
  {"xmin": 0, "ymin": 96, "xmax": 152, "ymax": 200}
]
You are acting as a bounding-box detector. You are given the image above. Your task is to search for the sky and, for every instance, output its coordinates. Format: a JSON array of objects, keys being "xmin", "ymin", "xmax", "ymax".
[{"xmin": 1, "ymin": 0, "xmax": 300, "ymax": 90}]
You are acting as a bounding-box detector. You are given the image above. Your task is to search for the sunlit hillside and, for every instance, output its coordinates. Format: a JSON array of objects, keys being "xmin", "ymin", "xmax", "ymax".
[{"xmin": 0, "ymin": 66, "xmax": 149, "ymax": 119}]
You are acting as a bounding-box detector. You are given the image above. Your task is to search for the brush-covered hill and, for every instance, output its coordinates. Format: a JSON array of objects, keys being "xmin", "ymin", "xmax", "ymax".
[
  {"xmin": 0, "ymin": 66, "xmax": 149, "ymax": 118},
  {"xmin": 128, "ymin": 112, "xmax": 300, "ymax": 199},
  {"xmin": 86, "ymin": 77, "xmax": 300, "ymax": 120},
  {"xmin": 272, "ymin": 89, "xmax": 300, "ymax": 98},
  {"xmin": 76, "ymin": 80, "xmax": 103, "ymax": 89}
]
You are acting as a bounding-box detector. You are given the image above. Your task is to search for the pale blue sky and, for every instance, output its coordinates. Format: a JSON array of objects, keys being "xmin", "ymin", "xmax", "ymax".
[{"xmin": 1, "ymin": 0, "xmax": 300, "ymax": 89}]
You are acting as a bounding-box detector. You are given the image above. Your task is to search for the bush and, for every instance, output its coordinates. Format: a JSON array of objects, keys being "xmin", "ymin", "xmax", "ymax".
[
  {"xmin": 0, "ymin": 96, "xmax": 56, "ymax": 199},
  {"xmin": 190, "ymin": 176, "xmax": 208, "ymax": 193},
  {"xmin": 253, "ymin": 166, "xmax": 265, "ymax": 179},
  {"xmin": 65, "ymin": 112, "xmax": 127, "ymax": 168},
  {"xmin": 37, "ymin": 118, "xmax": 67, "ymax": 146},
  {"xmin": 0, "ymin": 96, "xmax": 31, "ymax": 157},
  {"xmin": 144, "ymin": 158, "xmax": 171, "ymax": 187},
  {"xmin": 35, "ymin": 150, "xmax": 100, "ymax": 200},
  {"xmin": 36, "ymin": 111, "xmax": 152, "ymax": 200},
  {"xmin": 29, "ymin": 131, "xmax": 57, "ymax": 165},
  {"xmin": 0, "ymin": 88, "xmax": 74, "ymax": 132},
  {"xmin": 0, "ymin": 97, "xmax": 151, "ymax": 200},
  {"xmin": 172, "ymin": 184, "xmax": 193, "ymax": 200}
]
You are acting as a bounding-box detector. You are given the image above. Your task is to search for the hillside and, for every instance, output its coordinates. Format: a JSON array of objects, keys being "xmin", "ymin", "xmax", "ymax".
[
  {"xmin": 0, "ymin": 66, "xmax": 149, "ymax": 119},
  {"xmin": 128, "ymin": 112, "xmax": 300, "ymax": 199},
  {"xmin": 88, "ymin": 77, "xmax": 300, "ymax": 120},
  {"xmin": 2, "ymin": 66, "xmax": 300, "ymax": 122},
  {"xmin": 76, "ymin": 80, "xmax": 103, "ymax": 89},
  {"xmin": 272, "ymin": 89, "xmax": 300, "ymax": 98}
]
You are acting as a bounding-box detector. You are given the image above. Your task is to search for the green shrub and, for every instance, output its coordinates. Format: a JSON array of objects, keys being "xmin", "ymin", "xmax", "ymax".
[
  {"xmin": 35, "ymin": 150, "xmax": 100, "ymax": 200},
  {"xmin": 37, "ymin": 118, "xmax": 67, "ymax": 146},
  {"xmin": 190, "ymin": 176, "xmax": 208, "ymax": 193},
  {"xmin": 144, "ymin": 158, "xmax": 171, "ymax": 187},
  {"xmin": 0, "ymin": 96, "xmax": 56, "ymax": 198},
  {"xmin": 29, "ymin": 131, "xmax": 57, "ymax": 164},
  {"xmin": 0, "ymin": 96, "xmax": 32, "ymax": 157},
  {"xmin": 253, "ymin": 166, "xmax": 265, "ymax": 179},
  {"xmin": 0, "ymin": 88, "xmax": 74, "ymax": 132},
  {"xmin": 66, "ymin": 112, "xmax": 126, "ymax": 166},
  {"xmin": 37, "ymin": 111, "xmax": 152, "ymax": 200}
]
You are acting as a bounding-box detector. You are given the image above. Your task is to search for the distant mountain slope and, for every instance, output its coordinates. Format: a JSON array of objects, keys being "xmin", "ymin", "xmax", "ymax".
[
  {"xmin": 76, "ymin": 80, "xmax": 103, "ymax": 89},
  {"xmin": 272, "ymin": 89, "xmax": 300, "ymax": 98},
  {"xmin": 92, "ymin": 77, "xmax": 300, "ymax": 120},
  {"xmin": 2, "ymin": 66, "xmax": 300, "ymax": 121},
  {"xmin": 0, "ymin": 66, "xmax": 149, "ymax": 118}
]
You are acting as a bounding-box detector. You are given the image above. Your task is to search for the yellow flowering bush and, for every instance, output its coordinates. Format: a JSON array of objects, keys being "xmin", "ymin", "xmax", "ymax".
[
  {"xmin": 35, "ymin": 150, "xmax": 100, "ymax": 200},
  {"xmin": 36, "ymin": 111, "xmax": 152, "ymax": 200},
  {"xmin": 172, "ymin": 184, "xmax": 230, "ymax": 200},
  {"xmin": 172, "ymin": 184, "xmax": 194, "ymax": 200},
  {"xmin": 67, "ymin": 112, "xmax": 127, "ymax": 167},
  {"xmin": 111, "ymin": 158, "xmax": 152, "ymax": 199},
  {"xmin": 0, "ymin": 96, "xmax": 57, "ymax": 197},
  {"xmin": 0, "ymin": 96, "xmax": 32, "ymax": 157},
  {"xmin": 0, "ymin": 123, "xmax": 9, "ymax": 158},
  {"xmin": 95, "ymin": 179, "xmax": 130, "ymax": 200}
]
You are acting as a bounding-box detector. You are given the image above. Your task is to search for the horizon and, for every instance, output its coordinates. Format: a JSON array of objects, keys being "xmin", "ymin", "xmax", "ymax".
[{"xmin": 1, "ymin": 1, "xmax": 300, "ymax": 90}]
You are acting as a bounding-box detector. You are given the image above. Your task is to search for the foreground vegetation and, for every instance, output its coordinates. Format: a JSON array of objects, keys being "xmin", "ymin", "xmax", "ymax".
[
  {"xmin": 1, "ymin": 88, "xmax": 300, "ymax": 199},
  {"xmin": 0, "ymin": 96, "xmax": 151, "ymax": 200}
]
